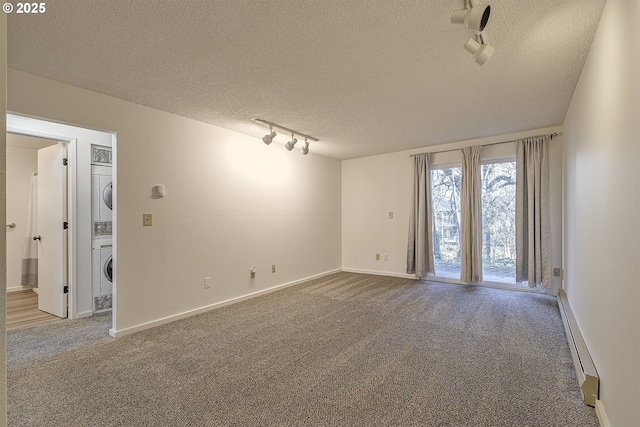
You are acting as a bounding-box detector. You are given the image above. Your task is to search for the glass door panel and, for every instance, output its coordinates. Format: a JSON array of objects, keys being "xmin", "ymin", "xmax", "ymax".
[
  {"xmin": 431, "ymin": 167, "xmax": 462, "ymax": 279},
  {"xmin": 481, "ymin": 161, "xmax": 517, "ymax": 284}
]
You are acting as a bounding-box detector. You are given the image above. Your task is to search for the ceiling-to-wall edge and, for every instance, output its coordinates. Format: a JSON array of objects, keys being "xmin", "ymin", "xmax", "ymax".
[{"xmin": 344, "ymin": 125, "xmax": 564, "ymax": 163}]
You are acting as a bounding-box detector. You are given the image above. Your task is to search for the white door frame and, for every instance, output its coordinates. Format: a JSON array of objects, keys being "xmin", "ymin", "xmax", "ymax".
[{"xmin": 7, "ymin": 113, "xmax": 116, "ymax": 323}]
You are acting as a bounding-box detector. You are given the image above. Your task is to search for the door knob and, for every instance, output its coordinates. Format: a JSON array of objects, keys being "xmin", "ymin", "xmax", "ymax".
[
  {"xmin": 6, "ymin": 223, "xmax": 16, "ymax": 229},
  {"xmin": 33, "ymin": 235, "xmax": 41, "ymax": 241}
]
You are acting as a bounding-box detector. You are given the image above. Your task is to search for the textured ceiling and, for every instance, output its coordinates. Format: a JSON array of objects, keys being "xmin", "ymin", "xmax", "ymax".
[{"xmin": 7, "ymin": 0, "xmax": 605, "ymax": 159}]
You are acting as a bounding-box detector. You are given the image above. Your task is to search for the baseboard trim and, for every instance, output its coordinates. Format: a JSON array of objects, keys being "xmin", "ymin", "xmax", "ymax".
[
  {"xmin": 341, "ymin": 268, "xmax": 416, "ymax": 280},
  {"xmin": 6, "ymin": 285, "xmax": 33, "ymax": 293},
  {"xmin": 557, "ymin": 289, "xmax": 599, "ymax": 406},
  {"xmin": 595, "ymin": 400, "xmax": 611, "ymax": 427},
  {"xmin": 109, "ymin": 269, "xmax": 341, "ymax": 338},
  {"xmin": 76, "ymin": 310, "xmax": 94, "ymax": 319}
]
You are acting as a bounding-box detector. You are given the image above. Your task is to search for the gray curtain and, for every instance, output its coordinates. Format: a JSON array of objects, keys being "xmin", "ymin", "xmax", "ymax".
[
  {"xmin": 406, "ymin": 153, "xmax": 435, "ymax": 277},
  {"xmin": 460, "ymin": 146, "xmax": 483, "ymax": 282},
  {"xmin": 516, "ymin": 136, "xmax": 551, "ymax": 288}
]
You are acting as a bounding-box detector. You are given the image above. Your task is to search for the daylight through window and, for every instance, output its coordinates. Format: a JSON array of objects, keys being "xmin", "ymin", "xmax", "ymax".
[{"xmin": 430, "ymin": 158, "xmax": 517, "ymax": 285}]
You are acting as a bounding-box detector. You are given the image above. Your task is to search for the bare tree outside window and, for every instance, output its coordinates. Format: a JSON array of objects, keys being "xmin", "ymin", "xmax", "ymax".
[
  {"xmin": 481, "ymin": 161, "xmax": 516, "ymax": 283},
  {"xmin": 431, "ymin": 160, "xmax": 518, "ymax": 284},
  {"xmin": 431, "ymin": 167, "xmax": 462, "ymax": 279}
]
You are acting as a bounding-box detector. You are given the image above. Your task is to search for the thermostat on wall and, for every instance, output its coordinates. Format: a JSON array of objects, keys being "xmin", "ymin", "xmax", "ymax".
[{"xmin": 153, "ymin": 185, "xmax": 165, "ymax": 198}]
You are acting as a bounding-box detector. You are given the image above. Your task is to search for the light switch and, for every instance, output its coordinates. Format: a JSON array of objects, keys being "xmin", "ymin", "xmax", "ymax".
[{"xmin": 143, "ymin": 213, "xmax": 153, "ymax": 226}]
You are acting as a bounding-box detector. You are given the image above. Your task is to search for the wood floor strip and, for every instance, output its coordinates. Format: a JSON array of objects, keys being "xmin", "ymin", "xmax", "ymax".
[{"xmin": 6, "ymin": 290, "xmax": 60, "ymax": 331}]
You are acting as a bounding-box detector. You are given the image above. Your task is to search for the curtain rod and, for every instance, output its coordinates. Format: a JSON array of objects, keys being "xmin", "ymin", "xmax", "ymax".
[{"xmin": 409, "ymin": 133, "xmax": 558, "ymax": 157}]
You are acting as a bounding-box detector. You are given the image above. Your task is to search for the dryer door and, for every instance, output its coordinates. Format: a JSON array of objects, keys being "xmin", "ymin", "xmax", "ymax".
[
  {"xmin": 99, "ymin": 176, "xmax": 113, "ymax": 220},
  {"xmin": 103, "ymin": 182, "xmax": 112, "ymax": 210}
]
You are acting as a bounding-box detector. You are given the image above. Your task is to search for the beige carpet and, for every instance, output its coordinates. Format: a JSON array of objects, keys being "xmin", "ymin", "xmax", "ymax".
[{"xmin": 8, "ymin": 272, "xmax": 598, "ymax": 426}]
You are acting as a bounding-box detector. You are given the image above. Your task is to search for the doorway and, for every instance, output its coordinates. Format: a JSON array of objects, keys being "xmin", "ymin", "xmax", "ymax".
[
  {"xmin": 6, "ymin": 133, "xmax": 68, "ymax": 325},
  {"xmin": 430, "ymin": 160, "xmax": 519, "ymax": 285},
  {"xmin": 7, "ymin": 113, "xmax": 116, "ymax": 331}
]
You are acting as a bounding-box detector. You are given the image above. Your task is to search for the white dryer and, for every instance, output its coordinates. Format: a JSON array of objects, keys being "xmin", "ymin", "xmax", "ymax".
[
  {"xmin": 92, "ymin": 164, "xmax": 112, "ymax": 238},
  {"xmin": 92, "ymin": 239, "xmax": 113, "ymax": 312}
]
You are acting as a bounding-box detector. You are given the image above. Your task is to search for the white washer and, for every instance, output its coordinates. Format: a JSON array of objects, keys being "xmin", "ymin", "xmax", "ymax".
[{"xmin": 92, "ymin": 239, "xmax": 113, "ymax": 312}]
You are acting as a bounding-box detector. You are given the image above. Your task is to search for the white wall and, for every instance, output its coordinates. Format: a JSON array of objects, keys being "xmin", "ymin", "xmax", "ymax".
[
  {"xmin": 5, "ymin": 145, "xmax": 37, "ymax": 290},
  {"xmin": 562, "ymin": 0, "xmax": 640, "ymax": 425},
  {"xmin": 7, "ymin": 69, "xmax": 342, "ymax": 336},
  {"xmin": 342, "ymin": 149, "xmax": 413, "ymax": 277},
  {"xmin": 342, "ymin": 127, "xmax": 564, "ymax": 289}
]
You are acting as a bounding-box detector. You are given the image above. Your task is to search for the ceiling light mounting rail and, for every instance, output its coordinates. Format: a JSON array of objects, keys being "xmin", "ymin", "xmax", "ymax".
[{"xmin": 251, "ymin": 117, "xmax": 318, "ymax": 155}]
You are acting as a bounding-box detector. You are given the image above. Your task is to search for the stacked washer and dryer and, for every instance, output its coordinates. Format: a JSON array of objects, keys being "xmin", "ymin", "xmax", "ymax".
[{"xmin": 91, "ymin": 145, "xmax": 113, "ymax": 313}]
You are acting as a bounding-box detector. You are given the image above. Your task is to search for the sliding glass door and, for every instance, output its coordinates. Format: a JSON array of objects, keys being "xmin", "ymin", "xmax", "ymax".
[
  {"xmin": 481, "ymin": 160, "xmax": 516, "ymax": 284},
  {"xmin": 430, "ymin": 158, "xmax": 518, "ymax": 285},
  {"xmin": 431, "ymin": 167, "xmax": 462, "ymax": 279}
]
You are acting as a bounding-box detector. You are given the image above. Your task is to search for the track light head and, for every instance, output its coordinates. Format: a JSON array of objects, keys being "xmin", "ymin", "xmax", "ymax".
[
  {"xmin": 252, "ymin": 117, "xmax": 318, "ymax": 154},
  {"xmin": 464, "ymin": 33, "xmax": 495, "ymax": 66},
  {"xmin": 451, "ymin": 1, "xmax": 491, "ymax": 32},
  {"xmin": 262, "ymin": 127, "xmax": 277, "ymax": 145},
  {"xmin": 285, "ymin": 135, "xmax": 298, "ymax": 151}
]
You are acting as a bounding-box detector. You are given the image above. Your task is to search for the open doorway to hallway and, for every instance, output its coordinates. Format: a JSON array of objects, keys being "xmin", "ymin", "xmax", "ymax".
[{"xmin": 6, "ymin": 113, "xmax": 116, "ymax": 332}]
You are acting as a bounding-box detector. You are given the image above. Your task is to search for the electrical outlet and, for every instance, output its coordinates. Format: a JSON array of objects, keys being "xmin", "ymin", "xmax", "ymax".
[
  {"xmin": 204, "ymin": 277, "xmax": 212, "ymax": 289},
  {"xmin": 388, "ymin": 212, "xmax": 394, "ymax": 219},
  {"xmin": 383, "ymin": 254, "xmax": 388, "ymax": 261},
  {"xmin": 272, "ymin": 264, "xmax": 276, "ymax": 273},
  {"xmin": 376, "ymin": 253, "xmax": 380, "ymax": 261},
  {"xmin": 553, "ymin": 268, "xmax": 562, "ymax": 277}
]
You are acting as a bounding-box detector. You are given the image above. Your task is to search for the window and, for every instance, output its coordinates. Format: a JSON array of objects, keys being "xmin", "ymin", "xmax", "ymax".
[
  {"xmin": 431, "ymin": 167, "xmax": 462, "ymax": 279},
  {"xmin": 430, "ymin": 157, "xmax": 518, "ymax": 285},
  {"xmin": 481, "ymin": 160, "xmax": 516, "ymax": 284}
]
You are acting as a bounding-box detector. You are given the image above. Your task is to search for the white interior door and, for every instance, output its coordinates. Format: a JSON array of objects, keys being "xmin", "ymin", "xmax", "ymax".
[{"xmin": 37, "ymin": 143, "xmax": 68, "ymax": 318}]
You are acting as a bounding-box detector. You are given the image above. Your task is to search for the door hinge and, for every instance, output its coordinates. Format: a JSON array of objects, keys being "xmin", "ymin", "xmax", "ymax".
[
  {"xmin": 63, "ymin": 285, "xmax": 69, "ymax": 293},
  {"xmin": 63, "ymin": 221, "xmax": 69, "ymax": 229},
  {"xmin": 63, "ymin": 158, "xmax": 68, "ymax": 166}
]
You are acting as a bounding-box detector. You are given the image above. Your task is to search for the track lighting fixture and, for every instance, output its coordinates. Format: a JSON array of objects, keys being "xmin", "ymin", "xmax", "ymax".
[
  {"xmin": 451, "ymin": 0, "xmax": 495, "ymax": 67},
  {"xmin": 451, "ymin": 0, "xmax": 491, "ymax": 32},
  {"xmin": 251, "ymin": 117, "xmax": 319, "ymax": 155},
  {"xmin": 464, "ymin": 31, "xmax": 495, "ymax": 66},
  {"xmin": 262, "ymin": 126, "xmax": 276, "ymax": 145},
  {"xmin": 285, "ymin": 134, "xmax": 298, "ymax": 151}
]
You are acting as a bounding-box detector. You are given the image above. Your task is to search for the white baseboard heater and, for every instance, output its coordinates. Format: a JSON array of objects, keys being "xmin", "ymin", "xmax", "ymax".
[{"xmin": 557, "ymin": 290, "xmax": 599, "ymax": 406}]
